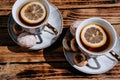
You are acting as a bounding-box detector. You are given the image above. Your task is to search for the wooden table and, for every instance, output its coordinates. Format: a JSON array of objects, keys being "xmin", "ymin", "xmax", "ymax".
[{"xmin": 0, "ymin": 0, "xmax": 120, "ymax": 79}]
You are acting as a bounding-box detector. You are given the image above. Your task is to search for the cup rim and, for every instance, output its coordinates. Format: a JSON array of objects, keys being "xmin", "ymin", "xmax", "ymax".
[
  {"xmin": 75, "ymin": 17, "xmax": 117, "ymax": 55},
  {"xmin": 12, "ymin": 0, "xmax": 50, "ymax": 29}
]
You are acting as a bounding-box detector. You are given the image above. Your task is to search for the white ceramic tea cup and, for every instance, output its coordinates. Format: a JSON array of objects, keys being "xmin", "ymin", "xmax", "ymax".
[
  {"xmin": 75, "ymin": 18, "xmax": 120, "ymax": 60},
  {"xmin": 12, "ymin": 0, "xmax": 58, "ymax": 35}
]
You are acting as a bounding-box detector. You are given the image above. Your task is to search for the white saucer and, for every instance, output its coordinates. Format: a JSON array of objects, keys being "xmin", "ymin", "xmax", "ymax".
[
  {"xmin": 63, "ymin": 30, "xmax": 120, "ymax": 74},
  {"xmin": 8, "ymin": 3, "xmax": 63, "ymax": 50}
]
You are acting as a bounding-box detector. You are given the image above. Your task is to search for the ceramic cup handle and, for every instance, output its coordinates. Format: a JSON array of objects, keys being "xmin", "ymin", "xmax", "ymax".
[
  {"xmin": 25, "ymin": 23, "xmax": 58, "ymax": 35},
  {"xmin": 110, "ymin": 50, "xmax": 120, "ymax": 60},
  {"xmin": 44, "ymin": 23, "xmax": 58, "ymax": 35}
]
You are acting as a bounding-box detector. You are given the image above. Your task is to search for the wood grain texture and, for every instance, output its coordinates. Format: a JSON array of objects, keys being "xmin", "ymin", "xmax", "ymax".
[
  {"xmin": 0, "ymin": 63, "xmax": 120, "ymax": 80},
  {"xmin": 0, "ymin": 0, "xmax": 120, "ymax": 15},
  {"xmin": 48, "ymin": 0, "xmax": 120, "ymax": 9},
  {"xmin": 0, "ymin": 46, "xmax": 66, "ymax": 63},
  {"xmin": 0, "ymin": 0, "xmax": 120, "ymax": 80},
  {"xmin": 0, "ymin": 0, "xmax": 120, "ymax": 27}
]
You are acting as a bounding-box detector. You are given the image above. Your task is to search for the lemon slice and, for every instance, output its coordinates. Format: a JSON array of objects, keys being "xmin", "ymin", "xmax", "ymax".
[
  {"xmin": 20, "ymin": 1, "xmax": 46, "ymax": 24},
  {"xmin": 80, "ymin": 24, "xmax": 107, "ymax": 48}
]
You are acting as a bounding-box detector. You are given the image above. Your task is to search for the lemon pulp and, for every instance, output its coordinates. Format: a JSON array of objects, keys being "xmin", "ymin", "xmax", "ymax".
[
  {"xmin": 20, "ymin": 1, "xmax": 46, "ymax": 24},
  {"xmin": 80, "ymin": 24, "xmax": 107, "ymax": 48}
]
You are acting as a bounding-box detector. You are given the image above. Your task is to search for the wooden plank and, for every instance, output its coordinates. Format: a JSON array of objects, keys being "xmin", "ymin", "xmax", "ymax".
[
  {"xmin": 51, "ymin": 0, "xmax": 120, "ymax": 9},
  {"xmin": 0, "ymin": 63, "xmax": 71, "ymax": 80},
  {"xmin": 0, "ymin": 63, "xmax": 120, "ymax": 79},
  {"xmin": 61, "ymin": 7, "xmax": 120, "ymax": 27},
  {"xmin": 0, "ymin": 46, "xmax": 66, "ymax": 63},
  {"xmin": 0, "ymin": 0, "xmax": 120, "ymax": 80},
  {"xmin": 0, "ymin": 0, "xmax": 119, "ymax": 10},
  {"xmin": 1, "ymin": 7, "xmax": 120, "ymax": 28},
  {"xmin": 0, "ymin": 0, "xmax": 120, "ymax": 15}
]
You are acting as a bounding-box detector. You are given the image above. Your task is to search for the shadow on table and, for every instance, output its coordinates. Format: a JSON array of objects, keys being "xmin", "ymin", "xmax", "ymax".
[
  {"xmin": 7, "ymin": 28, "xmax": 91, "ymax": 76},
  {"xmin": 43, "ymin": 28, "xmax": 91, "ymax": 76},
  {"xmin": 0, "ymin": 15, "xmax": 17, "ymax": 46}
]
